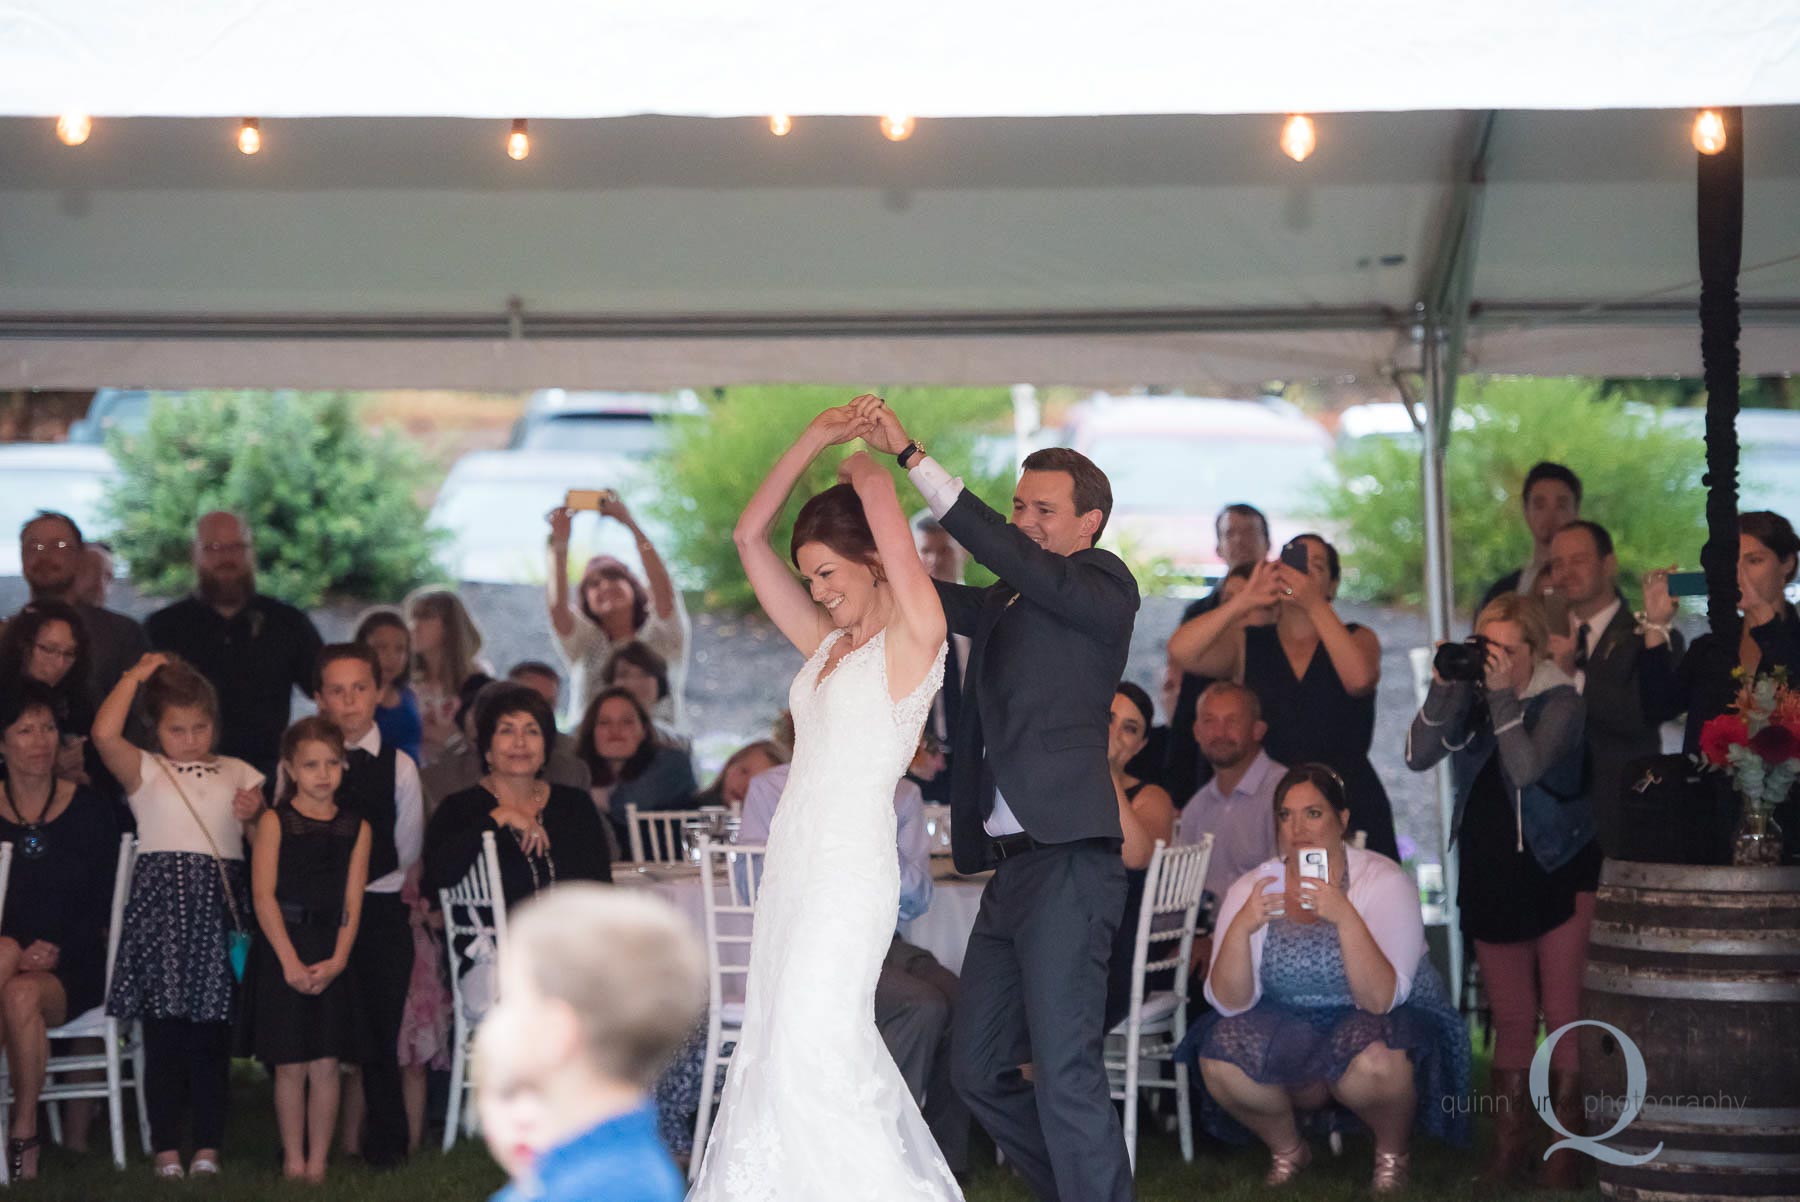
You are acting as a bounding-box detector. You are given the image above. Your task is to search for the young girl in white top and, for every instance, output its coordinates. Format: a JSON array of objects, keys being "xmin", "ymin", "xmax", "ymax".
[{"xmin": 93, "ymin": 653, "xmax": 264, "ymax": 1181}]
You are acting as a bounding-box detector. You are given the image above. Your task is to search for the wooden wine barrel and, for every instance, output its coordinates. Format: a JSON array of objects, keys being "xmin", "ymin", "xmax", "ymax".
[{"xmin": 1581, "ymin": 860, "xmax": 1800, "ymax": 1201}]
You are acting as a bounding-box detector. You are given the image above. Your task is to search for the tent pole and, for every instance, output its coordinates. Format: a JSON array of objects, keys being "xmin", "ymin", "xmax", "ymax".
[{"xmin": 1420, "ymin": 321, "xmax": 1463, "ymax": 1007}]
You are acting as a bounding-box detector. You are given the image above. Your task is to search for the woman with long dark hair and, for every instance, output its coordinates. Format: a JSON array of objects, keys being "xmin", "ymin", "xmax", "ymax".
[{"xmin": 573, "ymin": 686, "xmax": 694, "ymax": 855}]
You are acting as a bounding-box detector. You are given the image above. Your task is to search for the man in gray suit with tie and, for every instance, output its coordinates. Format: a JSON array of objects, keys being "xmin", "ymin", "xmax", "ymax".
[{"xmin": 869, "ymin": 402, "xmax": 1138, "ymax": 1202}]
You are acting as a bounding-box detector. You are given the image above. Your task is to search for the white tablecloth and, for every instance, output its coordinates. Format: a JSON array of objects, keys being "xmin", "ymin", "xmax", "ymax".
[{"xmin": 613, "ymin": 860, "xmax": 990, "ymax": 978}]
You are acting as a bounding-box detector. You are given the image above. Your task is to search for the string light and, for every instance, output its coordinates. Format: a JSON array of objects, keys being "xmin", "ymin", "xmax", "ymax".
[
  {"xmin": 506, "ymin": 118, "xmax": 530, "ymax": 161},
  {"xmin": 236, "ymin": 118, "xmax": 262, "ymax": 155},
  {"xmin": 55, "ymin": 114, "xmax": 93, "ymax": 146},
  {"xmin": 769, "ymin": 113, "xmax": 793, "ymax": 137},
  {"xmin": 1692, "ymin": 109, "xmax": 1727, "ymax": 155},
  {"xmin": 879, "ymin": 114, "xmax": 915, "ymax": 142},
  {"xmin": 1281, "ymin": 113, "xmax": 1316, "ymax": 163}
]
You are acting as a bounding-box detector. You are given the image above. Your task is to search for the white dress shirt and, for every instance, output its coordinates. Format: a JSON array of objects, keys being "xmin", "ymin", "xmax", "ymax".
[{"xmin": 275, "ymin": 722, "xmax": 423, "ymax": 894}]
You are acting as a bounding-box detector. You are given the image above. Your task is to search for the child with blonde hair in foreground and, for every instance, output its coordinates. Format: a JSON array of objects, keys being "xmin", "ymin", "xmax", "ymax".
[{"xmin": 478, "ymin": 884, "xmax": 703, "ymax": 1202}]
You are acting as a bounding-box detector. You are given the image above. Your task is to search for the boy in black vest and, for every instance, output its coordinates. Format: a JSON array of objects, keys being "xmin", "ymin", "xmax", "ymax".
[{"xmin": 313, "ymin": 643, "xmax": 424, "ymax": 1167}]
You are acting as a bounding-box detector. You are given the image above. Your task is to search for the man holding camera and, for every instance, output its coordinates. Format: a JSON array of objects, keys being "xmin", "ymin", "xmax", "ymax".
[{"xmin": 1545, "ymin": 520, "xmax": 1680, "ymax": 858}]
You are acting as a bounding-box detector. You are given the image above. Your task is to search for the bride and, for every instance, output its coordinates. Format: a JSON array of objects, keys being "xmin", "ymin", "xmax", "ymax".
[{"xmin": 687, "ymin": 399, "xmax": 960, "ymax": 1201}]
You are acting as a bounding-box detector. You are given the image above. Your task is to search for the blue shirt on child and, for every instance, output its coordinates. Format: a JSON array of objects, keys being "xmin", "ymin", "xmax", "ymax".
[{"xmin": 492, "ymin": 1102, "xmax": 683, "ymax": 1202}]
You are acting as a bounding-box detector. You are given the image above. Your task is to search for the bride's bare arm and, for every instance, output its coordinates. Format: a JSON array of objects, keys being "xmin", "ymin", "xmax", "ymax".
[
  {"xmin": 733, "ymin": 405, "xmax": 871, "ymax": 657},
  {"xmin": 839, "ymin": 448, "xmax": 948, "ymax": 698}
]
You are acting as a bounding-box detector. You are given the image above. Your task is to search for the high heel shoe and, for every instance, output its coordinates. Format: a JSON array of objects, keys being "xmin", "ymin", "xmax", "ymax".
[
  {"xmin": 7, "ymin": 1135, "xmax": 42, "ymax": 1181},
  {"xmin": 1263, "ymin": 1139, "xmax": 1312, "ymax": 1186},
  {"xmin": 1371, "ymin": 1149, "xmax": 1411, "ymax": 1194}
]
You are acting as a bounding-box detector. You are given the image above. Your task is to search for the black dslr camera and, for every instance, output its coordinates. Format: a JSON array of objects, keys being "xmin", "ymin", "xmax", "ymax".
[{"xmin": 1434, "ymin": 634, "xmax": 1492, "ymax": 683}]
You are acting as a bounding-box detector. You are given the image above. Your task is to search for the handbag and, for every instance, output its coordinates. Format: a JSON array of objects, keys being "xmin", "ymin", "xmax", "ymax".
[
  {"xmin": 1614, "ymin": 753, "xmax": 1737, "ymax": 865},
  {"xmin": 156, "ymin": 757, "xmax": 253, "ymax": 982}
]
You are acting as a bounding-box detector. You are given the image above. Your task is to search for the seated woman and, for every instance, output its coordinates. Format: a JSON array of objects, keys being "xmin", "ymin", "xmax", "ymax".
[
  {"xmin": 1104, "ymin": 682, "xmax": 1178, "ymax": 1029},
  {"xmin": 0, "ymin": 681, "xmax": 121, "ymax": 1180},
  {"xmin": 1182, "ymin": 764, "xmax": 1467, "ymax": 1194},
  {"xmin": 689, "ymin": 740, "xmax": 786, "ymax": 810},
  {"xmin": 0, "ymin": 602, "xmax": 117, "ymax": 802},
  {"xmin": 603, "ymin": 642, "xmax": 688, "ymax": 747},
  {"xmin": 575, "ymin": 687, "xmax": 696, "ymax": 857},
  {"xmin": 423, "ymin": 684, "xmax": 612, "ymax": 905}
]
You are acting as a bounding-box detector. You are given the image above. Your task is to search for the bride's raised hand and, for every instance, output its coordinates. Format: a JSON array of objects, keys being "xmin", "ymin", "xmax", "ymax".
[{"xmin": 808, "ymin": 403, "xmax": 871, "ymax": 447}]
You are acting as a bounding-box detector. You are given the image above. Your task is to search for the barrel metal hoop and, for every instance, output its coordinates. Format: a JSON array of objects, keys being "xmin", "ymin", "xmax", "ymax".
[
  {"xmin": 1583, "ymin": 963, "xmax": 1800, "ymax": 1001},
  {"xmin": 1588, "ymin": 923, "xmax": 1800, "ymax": 956}
]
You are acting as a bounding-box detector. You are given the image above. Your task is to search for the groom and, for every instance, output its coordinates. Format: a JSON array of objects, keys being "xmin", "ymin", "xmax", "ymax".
[{"xmin": 868, "ymin": 403, "xmax": 1138, "ymax": 1202}]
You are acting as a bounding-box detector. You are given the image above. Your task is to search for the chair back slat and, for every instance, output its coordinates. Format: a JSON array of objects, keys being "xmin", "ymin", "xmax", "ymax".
[
  {"xmin": 699, "ymin": 839, "xmax": 765, "ymax": 1012},
  {"xmin": 1128, "ymin": 837, "xmax": 1214, "ymax": 996},
  {"xmin": 0, "ymin": 842, "xmax": 15, "ymax": 934},
  {"xmin": 102, "ymin": 834, "xmax": 138, "ymax": 994},
  {"xmin": 626, "ymin": 804, "xmax": 717, "ymax": 865}
]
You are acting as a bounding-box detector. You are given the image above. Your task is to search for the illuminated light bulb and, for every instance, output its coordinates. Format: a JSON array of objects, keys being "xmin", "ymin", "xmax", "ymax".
[
  {"xmin": 507, "ymin": 118, "xmax": 530, "ymax": 161},
  {"xmin": 769, "ymin": 113, "xmax": 793, "ymax": 137},
  {"xmin": 880, "ymin": 114, "xmax": 915, "ymax": 142},
  {"xmin": 237, "ymin": 118, "xmax": 262, "ymax": 155},
  {"xmin": 56, "ymin": 113, "xmax": 93, "ymax": 146},
  {"xmin": 1692, "ymin": 109, "xmax": 1727, "ymax": 155},
  {"xmin": 1281, "ymin": 113, "xmax": 1316, "ymax": 163}
]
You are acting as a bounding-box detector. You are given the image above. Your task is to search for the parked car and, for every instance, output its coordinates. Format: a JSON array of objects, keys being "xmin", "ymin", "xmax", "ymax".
[
  {"xmin": 1061, "ymin": 395, "xmax": 1336, "ymax": 585},
  {"xmin": 66, "ymin": 388, "xmax": 185, "ymax": 444},
  {"xmin": 506, "ymin": 389, "xmax": 704, "ymax": 454},
  {"xmin": 429, "ymin": 449, "xmax": 681, "ymax": 585},
  {"xmin": 0, "ymin": 443, "xmax": 120, "ymax": 575}
]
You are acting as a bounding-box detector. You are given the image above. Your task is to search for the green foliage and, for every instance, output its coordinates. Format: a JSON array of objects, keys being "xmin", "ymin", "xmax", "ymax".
[
  {"xmin": 650, "ymin": 387, "xmax": 1016, "ymax": 609},
  {"xmin": 1318, "ymin": 377, "xmax": 1707, "ymax": 609},
  {"xmin": 103, "ymin": 391, "xmax": 445, "ymax": 607}
]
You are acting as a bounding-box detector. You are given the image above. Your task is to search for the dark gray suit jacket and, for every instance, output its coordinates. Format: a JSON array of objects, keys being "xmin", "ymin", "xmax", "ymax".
[
  {"xmin": 934, "ymin": 489, "xmax": 1139, "ymax": 873},
  {"xmin": 1581, "ymin": 596, "xmax": 1682, "ymax": 857}
]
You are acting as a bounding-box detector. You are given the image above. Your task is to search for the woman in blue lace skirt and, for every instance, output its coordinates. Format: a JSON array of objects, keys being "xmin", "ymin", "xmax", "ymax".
[{"xmin": 1178, "ymin": 764, "xmax": 1468, "ymax": 1194}]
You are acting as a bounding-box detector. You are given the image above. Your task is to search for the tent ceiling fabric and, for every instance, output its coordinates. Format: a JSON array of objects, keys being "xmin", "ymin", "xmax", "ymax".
[
  {"xmin": 4, "ymin": 1, "xmax": 1799, "ymax": 118},
  {"xmin": 1, "ymin": 105, "xmax": 1797, "ymax": 386}
]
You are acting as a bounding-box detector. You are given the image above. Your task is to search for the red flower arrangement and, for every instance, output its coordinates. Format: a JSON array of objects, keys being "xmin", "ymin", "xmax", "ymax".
[{"xmin": 1696, "ymin": 669, "xmax": 1800, "ymax": 808}]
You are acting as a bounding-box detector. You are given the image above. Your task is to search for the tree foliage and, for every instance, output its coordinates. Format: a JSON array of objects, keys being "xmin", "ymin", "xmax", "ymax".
[
  {"xmin": 649, "ymin": 387, "xmax": 1017, "ymax": 609},
  {"xmin": 1317, "ymin": 377, "xmax": 1708, "ymax": 610},
  {"xmin": 103, "ymin": 391, "xmax": 444, "ymax": 606}
]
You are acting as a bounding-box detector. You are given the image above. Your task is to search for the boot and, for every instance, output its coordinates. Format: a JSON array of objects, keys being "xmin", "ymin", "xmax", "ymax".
[
  {"xmin": 1538, "ymin": 1069, "xmax": 1586, "ymax": 1191},
  {"xmin": 1477, "ymin": 1067, "xmax": 1530, "ymax": 1189}
]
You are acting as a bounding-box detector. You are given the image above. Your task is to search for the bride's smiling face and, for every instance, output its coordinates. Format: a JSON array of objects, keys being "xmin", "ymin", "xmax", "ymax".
[{"xmin": 796, "ymin": 541, "xmax": 883, "ymax": 628}]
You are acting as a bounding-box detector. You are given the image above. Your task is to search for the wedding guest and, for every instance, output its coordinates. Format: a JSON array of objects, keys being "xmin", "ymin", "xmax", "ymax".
[
  {"xmin": 1477, "ymin": 462, "xmax": 1581, "ymax": 614},
  {"xmin": 75, "ymin": 541, "xmax": 115, "ymax": 609},
  {"xmin": 17, "ymin": 511, "xmax": 149, "ymax": 705},
  {"xmin": 1405, "ymin": 593, "xmax": 1598, "ymax": 1189},
  {"xmin": 397, "ymin": 855, "xmax": 452, "ymax": 1154},
  {"xmin": 913, "ymin": 512, "xmax": 971, "ymax": 803},
  {"xmin": 1105, "ymin": 682, "xmax": 1178, "ymax": 1030},
  {"xmin": 481, "ymin": 885, "xmax": 703, "ymax": 1202},
  {"xmin": 94, "ymin": 654, "xmax": 263, "ymax": 1180},
  {"xmin": 1167, "ymin": 533, "xmax": 1399, "ymax": 860},
  {"xmin": 0, "ymin": 602, "xmax": 106, "ymax": 793},
  {"xmin": 145, "ymin": 511, "xmax": 323, "ymax": 783},
  {"xmin": 601, "ymin": 643, "xmax": 686, "ymax": 745},
  {"xmin": 405, "ymin": 588, "xmax": 490, "ymax": 767},
  {"xmin": 246, "ymin": 718, "xmax": 371, "ymax": 1183},
  {"xmin": 311, "ymin": 643, "xmax": 423, "ymax": 1169},
  {"xmin": 689, "ymin": 740, "xmax": 786, "ymax": 810},
  {"xmin": 545, "ymin": 494, "xmax": 690, "ymax": 730},
  {"xmin": 423, "ymin": 684, "xmax": 613, "ymax": 905},
  {"xmin": 1188, "ymin": 765, "xmax": 1468, "ymax": 1194},
  {"xmin": 355, "ymin": 609, "xmax": 424, "ymax": 767},
  {"xmin": 1164, "ymin": 505, "xmax": 1271, "ymax": 803},
  {"xmin": 1641, "ymin": 510, "xmax": 1800, "ymax": 750},
  {"xmin": 1178, "ymin": 681, "xmax": 1283, "ymax": 905},
  {"xmin": 575, "ymin": 687, "xmax": 695, "ymax": 856},
  {"xmin": 508, "ymin": 661, "xmax": 564, "ymax": 711},
  {"xmin": 0, "ymin": 682, "xmax": 120, "ymax": 1182},
  {"xmin": 424, "ymin": 678, "xmax": 590, "ymax": 818}
]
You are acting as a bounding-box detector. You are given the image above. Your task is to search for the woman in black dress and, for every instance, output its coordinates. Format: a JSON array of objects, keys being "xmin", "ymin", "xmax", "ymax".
[
  {"xmin": 424, "ymin": 683, "xmax": 612, "ymax": 905},
  {"xmin": 247, "ymin": 717, "xmax": 371, "ymax": 1183},
  {"xmin": 1103, "ymin": 683, "xmax": 1178, "ymax": 1030},
  {"xmin": 0, "ymin": 681, "xmax": 120, "ymax": 1181},
  {"xmin": 1168, "ymin": 534, "xmax": 1399, "ymax": 861}
]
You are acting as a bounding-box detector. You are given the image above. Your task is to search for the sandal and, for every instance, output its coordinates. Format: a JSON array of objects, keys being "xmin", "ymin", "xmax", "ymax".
[
  {"xmin": 189, "ymin": 1156, "xmax": 221, "ymax": 1176},
  {"xmin": 155, "ymin": 1161, "xmax": 186, "ymax": 1180},
  {"xmin": 7, "ymin": 1135, "xmax": 42, "ymax": 1182},
  {"xmin": 1371, "ymin": 1149, "xmax": 1411, "ymax": 1195},
  {"xmin": 1264, "ymin": 1139, "xmax": 1312, "ymax": 1187}
]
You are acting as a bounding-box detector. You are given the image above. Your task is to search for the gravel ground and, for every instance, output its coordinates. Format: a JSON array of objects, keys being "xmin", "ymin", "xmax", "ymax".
[{"xmin": 2, "ymin": 577, "xmax": 1444, "ymax": 862}]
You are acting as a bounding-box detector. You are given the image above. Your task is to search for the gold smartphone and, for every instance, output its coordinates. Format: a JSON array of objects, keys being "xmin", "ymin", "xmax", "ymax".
[{"xmin": 565, "ymin": 488, "xmax": 619, "ymax": 511}]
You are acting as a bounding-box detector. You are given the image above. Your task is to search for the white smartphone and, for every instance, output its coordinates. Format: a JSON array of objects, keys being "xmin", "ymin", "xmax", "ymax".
[{"xmin": 1297, "ymin": 847, "xmax": 1329, "ymax": 911}]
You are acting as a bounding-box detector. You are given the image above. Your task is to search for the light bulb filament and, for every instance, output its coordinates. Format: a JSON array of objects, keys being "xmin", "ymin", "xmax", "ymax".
[{"xmin": 1281, "ymin": 114, "xmax": 1316, "ymax": 163}]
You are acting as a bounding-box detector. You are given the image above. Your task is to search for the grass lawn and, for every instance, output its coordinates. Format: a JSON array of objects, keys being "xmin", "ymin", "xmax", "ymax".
[{"xmin": 4, "ymin": 1061, "xmax": 1601, "ymax": 1201}]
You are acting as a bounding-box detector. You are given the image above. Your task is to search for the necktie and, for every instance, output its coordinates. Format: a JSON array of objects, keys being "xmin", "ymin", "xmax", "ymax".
[{"xmin": 1574, "ymin": 623, "xmax": 1591, "ymax": 672}]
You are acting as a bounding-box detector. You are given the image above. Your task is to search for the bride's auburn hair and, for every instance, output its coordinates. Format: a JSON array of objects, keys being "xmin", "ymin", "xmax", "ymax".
[{"xmin": 789, "ymin": 483, "xmax": 886, "ymax": 581}]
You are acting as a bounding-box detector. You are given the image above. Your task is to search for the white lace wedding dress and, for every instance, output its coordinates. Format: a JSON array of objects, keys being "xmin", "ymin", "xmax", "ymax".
[{"xmin": 687, "ymin": 626, "xmax": 960, "ymax": 1202}]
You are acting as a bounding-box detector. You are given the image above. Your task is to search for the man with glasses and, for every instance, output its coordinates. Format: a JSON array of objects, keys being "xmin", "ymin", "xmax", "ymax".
[
  {"xmin": 17, "ymin": 511, "xmax": 149, "ymax": 704},
  {"xmin": 144, "ymin": 511, "xmax": 323, "ymax": 782}
]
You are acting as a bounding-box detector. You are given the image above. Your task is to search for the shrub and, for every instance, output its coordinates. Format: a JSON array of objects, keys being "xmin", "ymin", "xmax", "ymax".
[
  {"xmin": 650, "ymin": 387, "xmax": 1017, "ymax": 610},
  {"xmin": 103, "ymin": 391, "xmax": 445, "ymax": 607},
  {"xmin": 1317, "ymin": 377, "xmax": 1707, "ymax": 610}
]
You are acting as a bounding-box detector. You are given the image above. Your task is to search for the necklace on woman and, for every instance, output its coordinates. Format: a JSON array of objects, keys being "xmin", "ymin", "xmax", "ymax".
[{"xmin": 2, "ymin": 781, "xmax": 53, "ymax": 861}]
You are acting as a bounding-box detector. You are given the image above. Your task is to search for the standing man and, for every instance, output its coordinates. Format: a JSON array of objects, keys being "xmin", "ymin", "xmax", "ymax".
[
  {"xmin": 913, "ymin": 512, "xmax": 971, "ymax": 804},
  {"xmin": 146, "ymin": 511, "xmax": 323, "ymax": 783},
  {"xmin": 1477, "ymin": 462, "xmax": 1582, "ymax": 615},
  {"xmin": 868, "ymin": 401, "xmax": 1138, "ymax": 1202},
  {"xmin": 76, "ymin": 540, "xmax": 116, "ymax": 608},
  {"xmin": 17, "ymin": 511, "xmax": 149, "ymax": 702},
  {"xmin": 311, "ymin": 643, "xmax": 423, "ymax": 1169},
  {"xmin": 1163, "ymin": 504, "xmax": 1270, "ymax": 804},
  {"xmin": 1546, "ymin": 520, "xmax": 1678, "ymax": 857}
]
